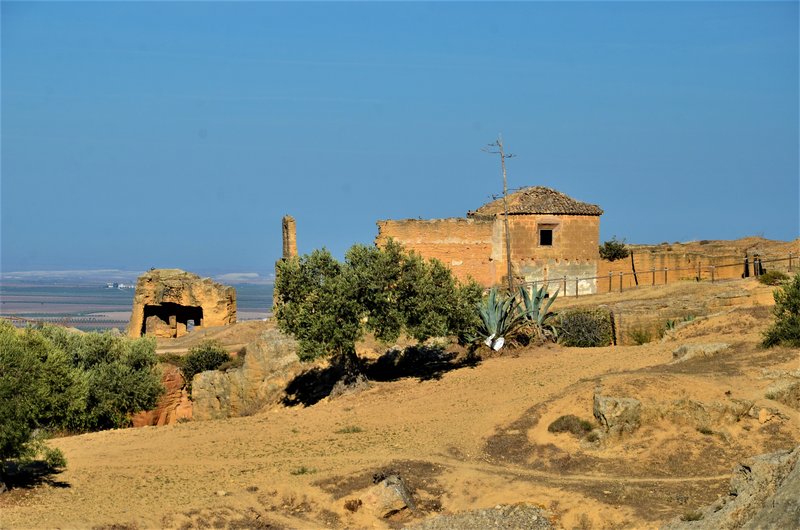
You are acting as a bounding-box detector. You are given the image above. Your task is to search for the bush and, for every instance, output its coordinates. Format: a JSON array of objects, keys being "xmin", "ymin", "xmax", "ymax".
[
  {"xmin": 548, "ymin": 415, "xmax": 594, "ymax": 437},
  {"xmin": 599, "ymin": 237, "xmax": 629, "ymax": 261},
  {"xmin": 628, "ymin": 327, "xmax": 652, "ymax": 345},
  {"xmin": 0, "ymin": 321, "xmax": 163, "ymax": 475},
  {"xmin": 758, "ymin": 270, "xmax": 789, "ymax": 286},
  {"xmin": 556, "ymin": 307, "xmax": 614, "ymax": 347},
  {"xmin": 762, "ymin": 274, "xmax": 800, "ymax": 348},
  {"xmin": 181, "ymin": 340, "xmax": 230, "ymax": 390}
]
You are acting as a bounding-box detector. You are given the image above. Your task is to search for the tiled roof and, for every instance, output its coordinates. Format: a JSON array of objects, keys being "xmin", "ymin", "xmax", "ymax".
[{"xmin": 468, "ymin": 186, "xmax": 603, "ymax": 217}]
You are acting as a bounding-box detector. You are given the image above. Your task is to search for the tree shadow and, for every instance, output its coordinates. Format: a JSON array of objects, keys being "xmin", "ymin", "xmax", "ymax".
[
  {"xmin": 366, "ymin": 344, "xmax": 480, "ymax": 383},
  {"xmin": 1, "ymin": 460, "xmax": 70, "ymax": 491},
  {"xmin": 281, "ymin": 344, "xmax": 480, "ymax": 408}
]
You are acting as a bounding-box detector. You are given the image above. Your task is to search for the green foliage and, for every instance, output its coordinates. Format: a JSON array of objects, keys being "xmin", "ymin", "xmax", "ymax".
[
  {"xmin": 474, "ymin": 288, "xmax": 529, "ymax": 350},
  {"xmin": 181, "ymin": 340, "xmax": 230, "ymax": 389},
  {"xmin": 758, "ymin": 270, "xmax": 789, "ymax": 286},
  {"xmin": 556, "ymin": 307, "xmax": 614, "ymax": 347},
  {"xmin": 599, "ymin": 236, "xmax": 629, "ymax": 261},
  {"xmin": 762, "ymin": 274, "xmax": 800, "ymax": 348},
  {"xmin": 519, "ymin": 285, "xmax": 559, "ymax": 341},
  {"xmin": 547, "ymin": 415, "xmax": 594, "ymax": 437},
  {"xmin": 0, "ymin": 321, "xmax": 163, "ymax": 469},
  {"xmin": 274, "ymin": 240, "xmax": 482, "ymax": 362},
  {"xmin": 628, "ymin": 327, "xmax": 652, "ymax": 345}
]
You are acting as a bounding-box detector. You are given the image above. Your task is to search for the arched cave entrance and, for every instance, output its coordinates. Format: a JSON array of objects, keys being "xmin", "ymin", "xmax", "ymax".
[{"xmin": 142, "ymin": 303, "xmax": 203, "ymax": 338}]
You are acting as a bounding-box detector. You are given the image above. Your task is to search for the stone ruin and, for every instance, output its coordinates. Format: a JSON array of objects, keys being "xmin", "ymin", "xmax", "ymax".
[{"xmin": 127, "ymin": 269, "xmax": 237, "ymax": 338}]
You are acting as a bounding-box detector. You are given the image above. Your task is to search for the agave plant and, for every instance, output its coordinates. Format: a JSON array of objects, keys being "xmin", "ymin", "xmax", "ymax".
[
  {"xmin": 518, "ymin": 284, "xmax": 559, "ymax": 341},
  {"xmin": 474, "ymin": 287, "xmax": 528, "ymax": 351}
]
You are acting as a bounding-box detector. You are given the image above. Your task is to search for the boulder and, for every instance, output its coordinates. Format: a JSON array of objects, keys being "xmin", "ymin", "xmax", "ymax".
[
  {"xmin": 663, "ymin": 445, "xmax": 800, "ymax": 529},
  {"xmin": 128, "ymin": 269, "xmax": 236, "ymax": 338},
  {"xmin": 191, "ymin": 328, "xmax": 301, "ymax": 420},
  {"xmin": 593, "ymin": 394, "xmax": 641, "ymax": 435},
  {"xmin": 360, "ymin": 474, "xmax": 416, "ymax": 518}
]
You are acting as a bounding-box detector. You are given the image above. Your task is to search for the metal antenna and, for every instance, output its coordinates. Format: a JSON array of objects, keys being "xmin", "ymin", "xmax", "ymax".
[{"xmin": 483, "ymin": 134, "xmax": 516, "ymax": 292}]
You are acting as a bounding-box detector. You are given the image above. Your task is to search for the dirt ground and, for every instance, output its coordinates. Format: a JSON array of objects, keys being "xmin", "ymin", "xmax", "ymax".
[{"xmin": 1, "ymin": 275, "xmax": 798, "ymax": 530}]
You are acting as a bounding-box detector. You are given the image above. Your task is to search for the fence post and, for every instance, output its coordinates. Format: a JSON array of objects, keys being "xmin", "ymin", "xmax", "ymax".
[
  {"xmin": 619, "ymin": 272, "xmax": 624, "ymax": 293},
  {"xmin": 563, "ymin": 276, "xmax": 567, "ymax": 296},
  {"xmin": 608, "ymin": 273, "xmax": 613, "ymax": 293},
  {"xmin": 651, "ymin": 268, "xmax": 655, "ymax": 286},
  {"xmin": 711, "ymin": 266, "xmax": 715, "ymax": 283},
  {"xmin": 575, "ymin": 278, "xmax": 579, "ymax": 297},
  {"xmin": 664, "ymin": 267, "xmax": 668, "ymax": 285},
  {"xmin": 697, "ymin": 262, "xmax": 701, "ymax": 281},
  {"xmin": 790, "ymin": 252, "xmax": 794, "ymax": 271}
]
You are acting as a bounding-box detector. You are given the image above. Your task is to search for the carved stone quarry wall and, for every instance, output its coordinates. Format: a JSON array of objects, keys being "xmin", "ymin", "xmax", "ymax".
[{"xmin": 128, "ymin": 269, "xmax": 237, "ymax": 338}]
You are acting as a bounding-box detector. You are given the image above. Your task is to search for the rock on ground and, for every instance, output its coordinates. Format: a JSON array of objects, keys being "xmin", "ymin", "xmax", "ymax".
[
  {"xmin": 191, "ymin": 328, "xmax": 301, "ymax": 420},
  {"xmin": 593, "ymin": 393, "xmax": 641, "ymax": 435},
  {"xmin": 663, "ymin": 444, "xmax": 800, "ymax": 529},
  {"xmin": 404, "ymin": 503, "xmax": 554, "ymax": 530}
]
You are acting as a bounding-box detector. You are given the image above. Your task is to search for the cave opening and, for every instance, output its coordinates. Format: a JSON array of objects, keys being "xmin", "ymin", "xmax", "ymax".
[{"xmin": 141, "ymin": 303, "xmax": 203, "ymax": 338}]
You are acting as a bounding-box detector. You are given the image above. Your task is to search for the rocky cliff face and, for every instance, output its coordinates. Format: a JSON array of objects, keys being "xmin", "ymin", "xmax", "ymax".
[
  {"xmin": 664, "ymin": 445, "xmax": 800, "ymax": 529},
  {"xmin": 127, "ymin": 269, "xmax": 236, "ymax": 338},
  {"xmin": 191, "ymin": 328, "xmax": 301, "ymax": 420},
  {"xmin": 131, "ymin": 364, "xmax": 192, "ymax": 427}
]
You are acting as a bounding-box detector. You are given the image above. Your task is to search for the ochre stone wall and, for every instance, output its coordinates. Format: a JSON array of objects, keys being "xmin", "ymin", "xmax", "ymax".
[
  {"xmin": 376, "ymin": 218, "xmax": 498, "ymax": 286},
  {"xmin": 128, "ymin": 269, "xmax": 237, "ymax": 338},
  {"xmin": 376, "ymin": 214, "xmax": 601, "ymax": 292}
]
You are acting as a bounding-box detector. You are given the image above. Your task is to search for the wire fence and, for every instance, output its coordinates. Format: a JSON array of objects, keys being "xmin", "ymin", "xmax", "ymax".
[{"xmin": 517, "ymin": 253, "xmax": 797, "ymax": 298}]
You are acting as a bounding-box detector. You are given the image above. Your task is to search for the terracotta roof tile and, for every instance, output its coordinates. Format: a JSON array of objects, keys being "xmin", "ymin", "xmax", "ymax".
[{"xmin": 468, "ymin": 186, "xmax": 603, "ymax": 217}]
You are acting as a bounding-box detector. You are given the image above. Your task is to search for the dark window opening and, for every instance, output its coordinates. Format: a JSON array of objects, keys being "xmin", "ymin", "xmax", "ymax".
[
  {"xmin": 539, "ymin": 229, "xmax": 553, "ymax": 246},
  {"xmin": 142, "ymin": 302, "xmax": 203, "ymax": 337}
]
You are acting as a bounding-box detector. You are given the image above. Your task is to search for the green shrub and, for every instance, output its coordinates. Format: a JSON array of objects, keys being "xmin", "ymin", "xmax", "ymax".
[
  {"xmin": 474, "ymin": 287, "xmax": 528, "ymax": 351},
  {"xmin": 518, "ymin": 285, "xmax": 559, "ymax": 342},
  {"xmin": 599, "ymin": 237, "xmax": 629, "ymax": 262},
  {"xmin": 628, "ymin": 327, "xmax": 652, "ymax": 345},
  {"xmin": 0, "ymin": 321, "xmax": 163, "ymax": 474},
  {"xmin": 762, "ymin": 274, "xmax": 800, "ymax": 348},
  {"xmin": 556, "ymin": 307, "xmax": 614, "ymax": 347},
  {"xmin": 548, "ymin": 415, "xmax": 593, "ymax": 437},
  {"xmin": 218, "ymin": 346, "xmax": 246, "ymax": 371},
  {"xmin": 181, "ymin": 340, "xmax": 230, "ymax": 390},
  {"xmin": 758, "ymin": 270, "xmax": 789, "ymax": 286}
]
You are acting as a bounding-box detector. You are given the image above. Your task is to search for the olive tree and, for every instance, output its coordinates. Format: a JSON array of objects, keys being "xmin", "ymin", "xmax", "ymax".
[{"xmin": 274, "ymin": 240, "xmax": 481, "ymax": 388}]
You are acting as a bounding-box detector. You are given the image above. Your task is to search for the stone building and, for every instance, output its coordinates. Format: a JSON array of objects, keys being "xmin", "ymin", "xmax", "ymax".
[
  {"xmin": 376, "ymin": 186, "xmax": 603, "ymax": 294},
  {"xmin": 127, "ymin": 269, "xmax": 237, "ymax": 338}
]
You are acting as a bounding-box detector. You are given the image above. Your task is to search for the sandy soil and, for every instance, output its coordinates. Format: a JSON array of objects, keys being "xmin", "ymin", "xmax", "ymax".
[{"xmin": 1, "ymin": 277, "xmax": 798, "ymax": 530}]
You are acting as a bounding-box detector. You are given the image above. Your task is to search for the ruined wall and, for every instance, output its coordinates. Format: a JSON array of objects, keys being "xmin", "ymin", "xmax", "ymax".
[
  {"xmin": 128, "ymin": 269, "xmax": 237, "ymax": 338},
  {"xmin": 596, "ymin": 242, "xmax": 796, "ymax": 294},
  {"xmin": 376, "ymin": 214, "xmax": 601, "ymax": 292},
  {"xmin": 376, "ymin": 218, "xmax": 498, "ymax": 286}
]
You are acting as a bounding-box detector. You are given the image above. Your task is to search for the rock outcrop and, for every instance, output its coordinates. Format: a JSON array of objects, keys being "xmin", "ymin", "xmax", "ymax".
[
  {"xmin": 593, "ymin": 393, "xmax": 641, "ymax": 435},
  {"xmin": 131, "ymin": 364, "xmax": 192, "ymax": 426},
  {"xmin": 664, "ymin": 445, "xmax": 800, "ymax": 529},
  {"xmin": 127, "ymin": 269, "xmax": 236, "ymax": 338},
  {"xmin": 191, "ymin": 328, "xmax": 301, "ymax": 420}
]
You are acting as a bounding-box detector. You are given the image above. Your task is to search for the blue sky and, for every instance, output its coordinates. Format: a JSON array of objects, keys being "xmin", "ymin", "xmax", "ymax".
[{"xmin": 2, "ymin": 1, "xmax": 798, "ymax": 275}]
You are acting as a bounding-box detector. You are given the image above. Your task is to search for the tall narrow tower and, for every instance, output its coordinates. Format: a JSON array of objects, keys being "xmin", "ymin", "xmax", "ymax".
[{"xmin": 274, "ymin": 215, "xmax": 298, "ymax": 310}]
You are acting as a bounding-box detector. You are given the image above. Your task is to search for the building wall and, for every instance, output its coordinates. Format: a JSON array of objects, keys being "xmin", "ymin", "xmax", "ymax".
[
  {"xmin": 375, "ymin": 218, "xmax": 498, "ymax": 286},
  {"xmin": 376, "ymin": 214, "xmax": 601, "ymax": 293}
]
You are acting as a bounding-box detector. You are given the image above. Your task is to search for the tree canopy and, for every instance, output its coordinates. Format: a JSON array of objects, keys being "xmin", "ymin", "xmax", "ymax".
[{"xmin": 274, "ymin": 240, "xmax": 482, "ymax": 367}]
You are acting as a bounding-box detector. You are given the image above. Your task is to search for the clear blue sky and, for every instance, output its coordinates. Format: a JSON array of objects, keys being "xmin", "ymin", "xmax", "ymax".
[{"xmin": 2, "ymin": 1, "xmax": 798, "ymax": 275}]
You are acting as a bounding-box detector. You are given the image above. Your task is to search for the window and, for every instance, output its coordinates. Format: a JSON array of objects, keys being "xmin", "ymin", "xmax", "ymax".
[{"xmin": 539, "ymin": 228, "xmax": 553, "ymax": 246}]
